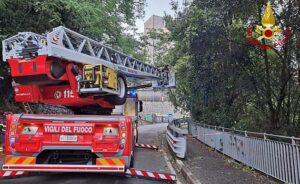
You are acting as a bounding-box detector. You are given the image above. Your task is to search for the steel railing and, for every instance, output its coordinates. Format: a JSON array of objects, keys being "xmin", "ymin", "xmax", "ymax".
[{"xmin": 188, "ymin": 120, "xmax": 300, "ymax": 184}]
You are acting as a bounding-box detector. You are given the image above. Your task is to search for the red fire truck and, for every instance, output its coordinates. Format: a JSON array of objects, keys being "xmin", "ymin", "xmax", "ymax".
[
  {"xmin": 3, "ymin": 113, "xmax": 134, "ymax": 172},
  {"xmin": 1, "ymin": 26, "xmax": 174, "ymax": 177},
  {"xmin": 2, "ymin": 26, "xmax": 172, "ymax": 114}
]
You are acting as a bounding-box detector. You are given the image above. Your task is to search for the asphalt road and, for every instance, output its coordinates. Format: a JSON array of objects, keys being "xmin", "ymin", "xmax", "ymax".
[{"xmin": 0, "ymin": 123, "xmax": 172, "ymax": 184}]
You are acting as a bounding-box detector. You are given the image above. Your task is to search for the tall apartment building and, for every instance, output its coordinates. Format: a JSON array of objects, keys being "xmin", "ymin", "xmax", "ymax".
[
  {"xmin": 144, "ymin": 15, "xmax": 167, "ymax": 34},
  {"xmin": 141, "ymin": 16, "xmax": 182, "ymax": 120},
  {"xmin": 144, "ymin": 15, "xmax": 169, "ymax": 64}
]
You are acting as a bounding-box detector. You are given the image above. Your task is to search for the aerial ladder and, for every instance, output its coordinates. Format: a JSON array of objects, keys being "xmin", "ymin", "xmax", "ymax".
[{"xmin": 2, "ymin": 26, "xmax": 175, "ymax": 114}]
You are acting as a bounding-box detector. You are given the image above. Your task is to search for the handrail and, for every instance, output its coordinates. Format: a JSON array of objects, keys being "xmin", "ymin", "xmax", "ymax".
[{"xmin": 192, "ymin": 121, "xmax": 300, "ymax": 144}]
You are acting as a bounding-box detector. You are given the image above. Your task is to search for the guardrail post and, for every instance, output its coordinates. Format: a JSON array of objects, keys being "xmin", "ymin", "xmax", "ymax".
[
  {"xmin": 244, "ymin": 131, "xmax": 247, "ymax": 137},
  {"xmin": 291, "ymin": 136, "xmax": 296, "ymax": 145},
  {"xmin": 263, "ymin": 133, "xmax": 267, "ymax": 140}
]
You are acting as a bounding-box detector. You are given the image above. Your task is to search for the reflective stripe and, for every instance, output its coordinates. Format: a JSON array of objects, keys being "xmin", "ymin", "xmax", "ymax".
[
  {"xmin": 22, "ymin": 157, "xmax": 36, "ymax": 165},
  {"xmin": 159, "ymin": 173, "xmax": 166, "ymax": 179},
  {"xmin": 135, "ymin": 143, "xmax": 159, "ymax": 150},
  {"xmin": 6, "ymin": 158, "xmax": 19, "ymax": 164},
  {"xmin": 16, "ymin": 171, "xmax": 24, "ymax": 175},
  {"xmin": 96, "ymin": 158, "xmax": 125, "ymax": 166},
  {"xmin": 106, "ymin": 159, "xmax": 116, "ymax": 166},
  {"xmin": 3, "ymin": 171, "xmax": 12, "ymax": 176},
  {"xmin": 147, "ymin": 172, "xmax": 155, "ymax": 178},
  {"xmin": 3, "ymin": 164, "xmax": 125, "ymax": 173},
  {"xmin": 125, "ymin": 168, "xmax": 176, "ymax": 181},
  {"xmin": 5, "ymin": 157, "xmax": 36, "ymax": 165},
  {"xmin": 15, "ymin": 157, "xmax": 26, "ymax": 164},
  {"xmin": 99, "ymin": 159, "xmax": 109, "ymax": 166},
  {"xmin": 135, "ymin": 170, "xmax": 143, "ymax": 176},
  {"xmin": 112, "ymin": 158, "xmax": 123, "ymax": 165},
  {"xmin": 0, "ymin": 170, "xmax": 27, "ymax": 178}
]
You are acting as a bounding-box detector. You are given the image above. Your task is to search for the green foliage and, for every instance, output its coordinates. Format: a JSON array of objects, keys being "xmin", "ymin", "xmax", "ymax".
[
  {"xmin": 164, "ymin": 0, "xmax": 300, "ymax": 136},
  {"xmin": 0, "ymin": 0, "xmax": 146, "ymax": 113}
]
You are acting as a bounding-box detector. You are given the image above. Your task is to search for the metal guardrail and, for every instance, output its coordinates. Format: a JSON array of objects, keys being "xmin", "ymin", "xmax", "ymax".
[
  {"xmin": 189, "ymin": 120, "xmax": 300, "ymax": 184},
  {"xmin": 166, "ymin": 119, "xmax": 188, "ymax": 158}
]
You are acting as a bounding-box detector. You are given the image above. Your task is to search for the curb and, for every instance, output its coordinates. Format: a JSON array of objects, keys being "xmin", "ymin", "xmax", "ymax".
[
  {"xmin": 163, "ymin": 136, "xmax": 202, "ymax": 184},
  {"xmin": 175, "ymin": 159, "xmax": 202, "ymax": 184}
]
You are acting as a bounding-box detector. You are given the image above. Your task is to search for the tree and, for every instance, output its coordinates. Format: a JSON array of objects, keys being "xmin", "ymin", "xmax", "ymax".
[
  {"xmin": 165, "ymin": 0, "xmax": 300, "ymax": 136},
  {"xmin": 0, "ymin": 0, "xmax": 146, "ymax": 113}
]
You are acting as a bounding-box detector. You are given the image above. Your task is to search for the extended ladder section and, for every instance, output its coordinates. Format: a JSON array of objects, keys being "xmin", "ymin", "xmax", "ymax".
[
  {"xmin": 22, "ymin": 102, "xmax": 33, "ymax": 114},
  {"xmin": 2, "ymin": 26, "xmax": 166, "ymax": 81}
]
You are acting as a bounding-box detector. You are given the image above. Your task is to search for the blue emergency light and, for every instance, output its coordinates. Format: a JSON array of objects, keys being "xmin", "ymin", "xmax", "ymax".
[{"xmin": 127, "ymin": 89, "xmax": 137, "ymax": 98}]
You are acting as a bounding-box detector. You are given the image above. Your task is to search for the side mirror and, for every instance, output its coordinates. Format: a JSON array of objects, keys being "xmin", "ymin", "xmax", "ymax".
[{"xmin": 139, "ymin": 100, "xmax": 143, "ymax": 112}]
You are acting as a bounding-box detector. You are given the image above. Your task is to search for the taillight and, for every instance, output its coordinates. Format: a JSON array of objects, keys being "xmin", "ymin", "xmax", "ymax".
[
  {"xmin": 119, "ymin": 124, "xmax": 126, "ymax": 149},
  {"xmin": 121, "ymin": 132, "xmax": 126, "ymax": 138},
  {"xmin": 10, "ymin": 124, "xmax": 17, "ymax": 136},
  {"xmin": 9, "ymin": 124, "xmax": 18, "ymax": 149},
  {"xmin": 9, "ymin": 137, "xmax": 16, "ymax": 146},
  {"xmin": 120, "ymin": 138, "xmax": 126, "ymax": 144}
]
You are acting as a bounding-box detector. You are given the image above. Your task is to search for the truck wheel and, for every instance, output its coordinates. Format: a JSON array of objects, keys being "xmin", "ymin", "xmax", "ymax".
[
  {"xmin": 135, "ymin": 128, "xmax": 139, "ymax": 143},
  {"xmin": 130, "ymin": 153, "xmax": 134, "ymax": 167},
  {"xmin": 107, "ymin": 73, "xmax": 127, "ymax": 105}
]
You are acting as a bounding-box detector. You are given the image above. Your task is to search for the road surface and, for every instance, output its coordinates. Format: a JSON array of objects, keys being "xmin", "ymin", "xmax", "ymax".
[{"xmin": 0, "ymin": 123, "xmax": 173, "ymax": 183}]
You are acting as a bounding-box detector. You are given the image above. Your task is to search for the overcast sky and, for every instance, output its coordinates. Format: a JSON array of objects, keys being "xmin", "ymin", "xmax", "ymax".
[{"xmin": 135, "ymin": 0, "xmax": 185, "ymax": 34}]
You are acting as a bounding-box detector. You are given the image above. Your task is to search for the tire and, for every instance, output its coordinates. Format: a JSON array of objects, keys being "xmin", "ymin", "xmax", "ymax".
[
  {"xmin": 107, "ymin": 73, "xmax": 127, "ymax": 105},
  {"xmin": 136, "ymin": 129, "xmax": 139, "ymax": 143},
  {"xmin": 135, "ymin": 125, "xmax": 139, "ymax": 143},
  {"xmin": 129, "ymin": 152, "xmax": 134, "ymax": 167}
]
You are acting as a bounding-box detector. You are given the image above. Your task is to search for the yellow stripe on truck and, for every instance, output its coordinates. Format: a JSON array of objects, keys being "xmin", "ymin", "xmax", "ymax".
[
  {"xmin": 6, "ymin": 157, "xmax": 19, "ymax": 164},
  {"xmin": 22, "ymin": 157, "xmax": 36, "ymax": 165},
  {"xmin": 5, "ymin": 157, "xmax": 36, "ymax": 165},
  {"xmin": 96, "ymin": 158, "xmax": 125, "ymax": 166},
  {"xmin": 99, "ymin": 159, "xmax": 110, "ymax": 166},
  {"xmin": 112, "ymin": 158, "xmax": 123, "ymax": 166}
]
